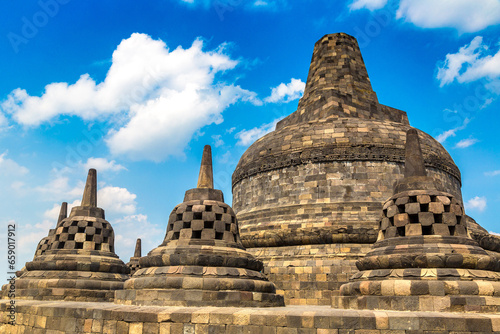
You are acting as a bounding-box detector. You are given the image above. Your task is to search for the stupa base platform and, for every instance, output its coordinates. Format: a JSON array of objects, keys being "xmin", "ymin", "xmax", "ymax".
[
  {"xmin": 248, "ymin": 243, "xmax": 373, "ymax": 306},
  {"xmin": 3, "ymin": 300, "xmax": 500, "ymax": 333},
  {"xmin": 114, "ymin": 289, "xmax": 285, "ymax": 307}
]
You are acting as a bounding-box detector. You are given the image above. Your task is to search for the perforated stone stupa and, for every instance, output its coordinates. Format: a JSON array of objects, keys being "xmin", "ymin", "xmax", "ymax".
[
  {"xmin": 5, "ymin": 169, "xmax": 129, "ymax": 302},
  {"xmin": 336, "ymin": 129, "xmax": 500, "ymax": 312},
  {"xmin": 232, "ymin": 32, "xmax": 466, "ymax": 305},
  {"xmin": 115, "ymin": 145, "xmax": 285, "ymax": 307}
]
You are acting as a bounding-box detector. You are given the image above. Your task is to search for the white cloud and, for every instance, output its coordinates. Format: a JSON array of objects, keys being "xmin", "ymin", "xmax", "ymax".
[
  {"xmin": 35, "ymin": 176, "xmax": 84, "ymax": 201},
  {"xmin": 264, "ymin": 78, "xmax": 305, "ymax": 103},
  {"xmin": 485, "ymin": 170, "xmax": 500, "ymax": 176},
  {"xmin": 437, "ymin": 36, "xmax": 500, "ymax": 88},
  {"xmin": 455, "ymin": 138, "xmax": 479, "ymax": 148},
  {"xmin": 83, "ymin": 157, "xmax": 126, "ymax": 173},
  {"xmin": 211, "ymin": 134, "xmax": 224, "ymax": 147},
  {"xmin": 490, "ymin": 231, "xmax": 500, "ymax": 236},
  {"xmin": 43, "ymin": 200, "xmax": 80, "ymax": 221},
  {"xmin": 349, "ymin": 0, "xmax": 388, "ymax": 11},
  {"xmin": 1, "ymin": 33, "xmax": 260, "ymax": 162},
  {"xmin": 112, "ymin": 214, "xmax": 163, "ymax": 261},
  {"xmin": 98, "ymin": 186, "xmax": 137, "ymax": 215},
  {"xmin": 235, "ymin": 118, "xmax": 282, "ymax": 146},
  {"xmin": 435, "ymin": 118, "xmax": 469, "ymax": 143},
  {"xmin": 396, "ymin": 0, "xmax": 500, "ymax": 33},
  {"xmin": 0, "ymin": 151, "xmax": 29, "ymax": 176},
  {"xmin": 465, "ymin": 196, "xmax": 487, "ymax": 212}
]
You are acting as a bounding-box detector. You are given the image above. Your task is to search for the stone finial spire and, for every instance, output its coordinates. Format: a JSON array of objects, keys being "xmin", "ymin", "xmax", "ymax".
[
  {"xmin": 184, "ymin": 145, "xmax": 223, "ymax": 202},
  {"xmin": 81, "ymin": 168, "xmax": 97, "ymax": 207},
  {"xmin": 301, "ymin": 33, "xmax": 378, "ymax": 104},
  {"xmin": 197, "ymin": 145, "xmax": 214, "ymax": 189},
  {"xmin": 393, "ymin": 129, "xmax": 438, "ymax": 193},
  {"xmin": 57, "ymin": 202, "xmax": 68, "ymax": 224},
  {"xmin": 134, "ymin": 238, "xmax": 141, "ymax": 258},
  {"xmin": 404, "ymin": 129, "xmax": 427, "ymax": 178}
]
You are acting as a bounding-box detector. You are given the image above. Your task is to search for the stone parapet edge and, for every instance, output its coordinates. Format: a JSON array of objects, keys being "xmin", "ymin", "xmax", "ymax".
[{"xmin": 2, "ymin": 300, "xmax": 500, "ymax": 333}]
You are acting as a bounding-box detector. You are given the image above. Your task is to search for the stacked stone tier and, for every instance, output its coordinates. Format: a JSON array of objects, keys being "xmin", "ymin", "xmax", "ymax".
[{"xmin": 233, "ymin": 118, "xmax": 461, "ymax": 248}]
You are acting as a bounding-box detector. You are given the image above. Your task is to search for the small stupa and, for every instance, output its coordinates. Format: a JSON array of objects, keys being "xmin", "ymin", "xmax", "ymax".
[
  {"xmin": 7, "ymin": 169, "xmax": 129, "ymax": 301},
  {"xmin": 335, "ymin": 129, "xmax": 500, "ymax": 313},
  {"xmin": 115, "ymin": 145, "xmax": 285, "ymax": 307},
  {"xmin": 126, "ymin": 238, "xmax": 142, "ymax": 275}
]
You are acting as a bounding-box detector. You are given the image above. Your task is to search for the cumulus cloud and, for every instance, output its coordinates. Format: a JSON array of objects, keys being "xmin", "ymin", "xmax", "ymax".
[
  {"xmin": 264, "ymin": 78, "xmax": 305, "ymax": 103},
  {"xmin": 97, "ymin": 186, "xmax": 137, "ymax": 215},
  {"xmin": 349, "ymin": 0, "xmax": 388, "ymax": 11},
  {"xmin": 235, "ymin": 118, "xmax": 282, "ymax": 146},
  {"xmin": 83, "ymin": 157, "xmax": 126, "ymax": 173},
  {"xmin": 465, "ymin": 196, "xmax": 487, "ymax": 212},
  {"xmin": 435, "ymin": 118, "xmax": 469, "ymax": 143},
  {"xmin": 0, "ymin": 151, "xmax": 29, "ymax": 176},
  {"xmin": 1, "ymin": 33, "xmax": 260, "ymax": 161},
  {"xmin": 396, "ymin": 0, "xmax": 500, "ymax": 33},
  {"xmin": 112, "ymin": 214, "xmax": 163, "ymax": 261},
  {"xmin": 35, "ymin": 176, "xmax": 84, "ymax": 201},
  {"xmin": 437, "ymin": 36, "xmax": 500, "ymax": 88},
  {"xmin": 455, "ymin": 138, "xmax": 479, "ymax": 148}
]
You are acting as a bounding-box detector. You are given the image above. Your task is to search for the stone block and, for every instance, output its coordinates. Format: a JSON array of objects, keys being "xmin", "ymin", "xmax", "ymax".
[
  {"xmin": 404, "ymin": 203, "xmax": 420, "ymax": 215},
  {"xmin": 428, "ymin": 202, "xmax": 444, "ymax": 214},
  {"xmin": 405, "ymin": 224, "xmax": 422, "ymax": 236},
  {"xmin": 432, "ymin": 224, "xmax": 450, "ymax": 236},
  {"xmin": 393, "ymin": 214, "xmax": 409, "ymax": 227},
  {"xmin": 416, "ymin": 194, "xmax": 431, "ymax": 204},
  {"xmin": 418, "ymin": 212, "xmax": 434, "ymax": 226}
]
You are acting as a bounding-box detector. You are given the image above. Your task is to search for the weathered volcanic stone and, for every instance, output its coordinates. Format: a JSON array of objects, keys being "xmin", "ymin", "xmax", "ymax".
[
  {"xmin": 2, "ymin": 169, "xmax": 129, "ymax": 302},
  {"xmin": 115, "ymin": 145, "xmax": 284, "ymax": 307},
  {"xmin": 231, "ymin": 32, "xmax": 464, "ymax": 305},
  {"xmin": 126, "ymin": 238, "xmax": 142, "ymax": 275},
  {"xmin": 336, "ymin": 130, "xmax": 500, "ymax": 313}
]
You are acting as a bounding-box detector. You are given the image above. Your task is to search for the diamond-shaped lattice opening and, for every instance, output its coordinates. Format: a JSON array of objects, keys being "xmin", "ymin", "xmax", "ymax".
[
  {"xmin": 186, "ymin": 206, "xmax": 192, "ymax": 212},
  {"xmin": 192, "ymin": 231, "xmax": 202, "ymax": 239},
  {"xmin": 204, "ymin": 221, "xmax": 214, "ymax": 229},
  {"xmin": 176, "ymin": 213, "xmax": 182, "ymax": 220},
  {"xmin": 63, "ymin": 227, "xmax": 69, "ymax": 233},
  {"xmin": 68, "ymin": 234, "xmax": 75, "ymax": 241},
  {"xmin": 193, "ymin": 212, "xmax": 202, "ymax": 219},
  {"xmin": 57, "ymin": 242, "xmax": 65, "ymax": 249},
  {"xmin": 75, "ymin": 242, "xmax": 83, "ymax": 249},
  {"xmin": 86, "ymin": 234, "xmax": 93, "ymax": 241},
  {"xmin": 173, "ymin": 232, "xmax": 180, "ymax": 240},
  {"xmin": 225, "ymin": 223, "xmax": 231, "ymax": 231},
  {"xmin": 71, "ymin": 221, "xmax": 78, "ymax": 226},
  {"xmin": 78, "ymin": 227, "xmax": 85, "ymax": 233},
  {"xmin": 215, "ymin": 232, "xmax": 224, "ymax": 240},
  {"xmin": 215, "ymin": 214, "xmax": 222, "ymax": 221},
  {"xmin": 396, "ymin": 226, "xmax": 405, "ymax": 237},
  {"xmin": 96, "ymin": 228, "xmax": 102, "ymax": 235},
  {"xmin": 205, "ymin": 205, "xmax": 212, "ymax": 212},
  {"xmin": 183, "ymin": 222, "xmax": 191, "ymax": 229},
  {"xmin": 95, "ymin": 244, "xmax": 101, "ymax": 250}
]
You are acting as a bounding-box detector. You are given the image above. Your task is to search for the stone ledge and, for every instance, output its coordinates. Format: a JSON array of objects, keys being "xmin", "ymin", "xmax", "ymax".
[{"xmin": 2, "ymin": 300, "xmax": 500, "ymax": 333}]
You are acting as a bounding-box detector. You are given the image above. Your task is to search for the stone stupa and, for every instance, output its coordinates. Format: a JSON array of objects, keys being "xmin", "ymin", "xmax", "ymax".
[
  {"xmin": 126, "ymin": 238, "xmax": 142, "ymax": 275},
  {"xmin": 115, "ymin": 145, "xmax": 285, "ymax": 307},
  {"xmin": 6, "ymin": 169, "xmax": 130, "ymax": 302},
  {"xmin": 231, "ymin": 32, "xmax": 465, "ymax": 305},
  {"xmin": 335, "ymin": 129, "xmax": 500, "ymax": 313}
]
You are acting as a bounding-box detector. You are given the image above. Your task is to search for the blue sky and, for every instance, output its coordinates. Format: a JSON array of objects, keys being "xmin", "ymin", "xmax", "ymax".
[{"xmin": 1, "ymin": 0, "xmax": 500, "ymax": 271}]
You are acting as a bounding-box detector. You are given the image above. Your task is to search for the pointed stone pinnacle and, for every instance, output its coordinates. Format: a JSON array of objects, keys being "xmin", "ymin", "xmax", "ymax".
[
  {"xmin": 134, "ymin": 239, "xmax": 142, "ymax": 258},
  {"xmin": 57, "ymin": 202, "xmax": 68, "ymax": 224},
  {"xmin": 197, "ymin": 145, "xmax": 214, "ymax": 189},
  {"xmin": 81, "ymin": 169, "xmax": 97, "ymax": 207},
  {"xmin": 404, "ymin": 129, "xmax": 427, "ymax": 178}
]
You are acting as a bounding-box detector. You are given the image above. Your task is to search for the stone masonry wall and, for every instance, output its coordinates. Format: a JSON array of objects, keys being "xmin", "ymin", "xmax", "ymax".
[{"xmin": 3, "ymin": 300, "xmax": 500, "ymax": 334}]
